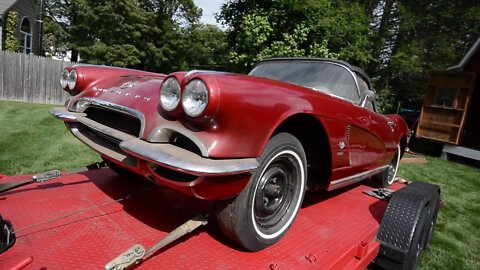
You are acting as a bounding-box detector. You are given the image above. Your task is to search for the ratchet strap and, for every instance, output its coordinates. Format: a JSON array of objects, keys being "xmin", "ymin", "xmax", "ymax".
[{"xmin": 0, "ymin": 161, "xmax": 107, "ymax": 194}]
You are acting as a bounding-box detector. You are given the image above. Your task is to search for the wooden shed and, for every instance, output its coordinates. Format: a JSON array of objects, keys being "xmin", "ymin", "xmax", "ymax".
[{"xmin": 417, "ymin": 38, "xmax": 480, "ymax": 161}]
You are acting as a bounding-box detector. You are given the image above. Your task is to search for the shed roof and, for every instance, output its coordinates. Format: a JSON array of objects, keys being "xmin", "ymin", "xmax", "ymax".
[
  {"xmin": 0, "ymin": 0, "xmax": 17, "ymax": 15},
  {"xmin": 448, "ymin": 38, "xmax": 480, "ymax": 72}
]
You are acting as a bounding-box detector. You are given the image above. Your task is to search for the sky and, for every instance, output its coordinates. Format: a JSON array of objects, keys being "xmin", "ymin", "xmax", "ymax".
[{"xmin": 194, "ymin": 0, "xmax": 225, "ymax": 28}]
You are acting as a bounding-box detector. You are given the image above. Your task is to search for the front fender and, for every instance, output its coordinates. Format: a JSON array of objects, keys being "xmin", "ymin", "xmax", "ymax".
[
  {"xmin": 385, "ymin": 114, "xmax": 410, "ymax": 143},
  {"xmin": 190, "ymin": 73, "xmax": 317, "ymax": 158}
]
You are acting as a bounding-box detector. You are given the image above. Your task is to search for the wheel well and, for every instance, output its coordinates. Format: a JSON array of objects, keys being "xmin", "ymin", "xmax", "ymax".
[
  {"xmin": 273, "ymin": 114, "xmax": 331, "ymax": 191},
  {"xmin": 400, "ymin": 135, "xmax": 407, "ymax": 158}
]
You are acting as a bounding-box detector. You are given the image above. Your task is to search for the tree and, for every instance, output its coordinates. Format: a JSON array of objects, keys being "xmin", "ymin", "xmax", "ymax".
[
  {"xmin": 42, "ymin": 0, "xmax": 209, "ymax": 72},
  {"xmin": 218, "ymin": 0, "xmax": 374, "ymax": 71},
  {"xmin": 219, "ymin": 0, "xmax": 480, "ymax": 112},
  {"xmin": 368, "ymin": 0, "xmax": 480, "ymax": 112},
  {"xmin": 77, "ymin": 0, "xmax": 151, "ymax": 67},
  {"xmin": 179, "ymin": 24, "xmax": 229, "ymax": 70},
  {"xmin": 42, "ymin": 0, "xmax": 97, "ymax": 61}
]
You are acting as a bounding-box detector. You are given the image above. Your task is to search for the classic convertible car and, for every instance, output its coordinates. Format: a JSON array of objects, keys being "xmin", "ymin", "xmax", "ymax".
[{"xmin": 51, "ymin": 58, "xmax": 409, "ymax": 251}]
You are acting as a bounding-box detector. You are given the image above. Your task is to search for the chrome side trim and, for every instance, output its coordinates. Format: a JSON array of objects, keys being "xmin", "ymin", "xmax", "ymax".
[
  {"xmin": 185, "ymin": 70, "xmax": 220, "ymax": 77},
  {"xmin": 120, "ymin": 139, "xmax": 259, "ymax": 177},
  {"xmin": 70, "ymin": 98, "xmax": 146, "ymax": 137},
  {"xmin": 346, "ymin": 125, "xmax": 352, "ymax": 166},
  {"xmin": 328, "ymin": 165, "xmax": 389, "ymax": 191}
]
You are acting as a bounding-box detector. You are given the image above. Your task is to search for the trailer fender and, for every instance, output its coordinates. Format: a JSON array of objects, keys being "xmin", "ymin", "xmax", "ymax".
[
  {"xmin": 405, "ymin": 181, "xmax": 441, "ymax": 249},
  {"xmin": 373, "ymin": 181, "xmax": 441, "ymax": 270}
]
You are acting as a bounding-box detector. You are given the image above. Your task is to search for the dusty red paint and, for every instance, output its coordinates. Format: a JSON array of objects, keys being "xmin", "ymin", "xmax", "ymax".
[{"xmin": 61, "ymin": 63, "xmax": 409, "ymax": 200}]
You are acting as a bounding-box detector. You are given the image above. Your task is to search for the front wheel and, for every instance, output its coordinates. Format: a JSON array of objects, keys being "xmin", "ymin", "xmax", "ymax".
[{"xmin": 216, "ymin": 133, "xmax": 307, "ymax": 251}]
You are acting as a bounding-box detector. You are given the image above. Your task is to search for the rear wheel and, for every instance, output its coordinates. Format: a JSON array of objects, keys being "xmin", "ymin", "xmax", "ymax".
[
  {"xmin": 422, "ymin": 193, "xmax": 440, "ymax": 249},
  {"xmin": 372, "ymin": 144, "xmax": 401, "ymax": 188},
  {"xmin": 216, "ymin": 133, "xmax": 307, "ymax": 251}
]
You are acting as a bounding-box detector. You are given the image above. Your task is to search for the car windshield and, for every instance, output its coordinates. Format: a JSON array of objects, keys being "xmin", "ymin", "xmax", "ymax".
[{"xmin": 249, "ymin": 60, "xmax": 360, "ymax": 103}]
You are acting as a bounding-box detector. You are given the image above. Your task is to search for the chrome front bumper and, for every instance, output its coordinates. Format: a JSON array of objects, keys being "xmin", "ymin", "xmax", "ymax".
[{"xmin": 50, "ymin": 107, "xmax": 259, "ymax": 176}]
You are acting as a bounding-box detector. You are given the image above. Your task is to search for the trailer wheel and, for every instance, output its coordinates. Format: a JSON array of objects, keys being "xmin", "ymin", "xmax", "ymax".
[
  {"xmin": 216, "ymin": 133, "xmax": 306, "ymax": 251},
  {"xmin": 422, "ymin": 195, "xmax": 440, "ymax": 249},
  {"xmin": 372, "ymin": 144, "xmax": 401, "ymax": 188},
  {"xmin": 374, "ymin": 182, "xmax": 440, "ymax": 270},
  {"xmin": 403, "ymin": 204, "xmax": 429, "ymax": 270},
  {"xmin": 409, "ymin": 182, "xmax": 441, "ymax": 250}
]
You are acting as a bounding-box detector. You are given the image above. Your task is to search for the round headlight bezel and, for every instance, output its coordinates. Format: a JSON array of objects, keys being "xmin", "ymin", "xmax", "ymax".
[
  {"xmin": 182, "ymin": 79, "xmax": 209, "ymax": 118},
  {"xmin": 67, "ymin": 69, "xmax": 77, "ymax": 90},
  {"xmin": 160, "ymin": 77, "xmax": 182, "ymax": 112},
  {"xmin": 60, "ymin": 69, "xmax": 69, "ymax": 89}
]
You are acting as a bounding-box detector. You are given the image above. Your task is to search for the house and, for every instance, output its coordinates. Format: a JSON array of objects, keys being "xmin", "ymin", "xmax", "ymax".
[
  {"xmin": 417, "ymin": 38, "xmax": 480, "ymax": 161},
  {"xmin": 0, "ymin": 0, "xmax": 41, "ymax": 54}
]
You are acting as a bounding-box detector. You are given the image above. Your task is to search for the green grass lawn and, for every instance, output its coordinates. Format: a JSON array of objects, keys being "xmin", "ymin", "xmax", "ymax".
[
  {"xmin": 0, "ymin": 100, "xmax": 99, "ymax": 175},
  {"xmin": 398, "ymin": 157, "xmax": 480, "ymax": 270},
  {"xmin": 1, "ymin": 100, "xmax": 479, "ymax": 269}
]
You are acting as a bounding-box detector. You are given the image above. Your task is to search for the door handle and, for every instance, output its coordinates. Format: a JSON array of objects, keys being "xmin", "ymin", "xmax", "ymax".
[{"xmin": 387, "ymin": 121, "xmax": 396, "ymax": 127}]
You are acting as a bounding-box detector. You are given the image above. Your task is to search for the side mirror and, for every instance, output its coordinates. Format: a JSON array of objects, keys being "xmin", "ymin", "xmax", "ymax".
[{"xmin": 361, "ymin": 90, "xmax": 375, "ymax": 107}]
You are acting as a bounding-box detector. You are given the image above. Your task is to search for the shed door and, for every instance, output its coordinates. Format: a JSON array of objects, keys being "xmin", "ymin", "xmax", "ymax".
[{"xmin": 417, "ymin": 72, "xmax": 476, "ymax": 144}]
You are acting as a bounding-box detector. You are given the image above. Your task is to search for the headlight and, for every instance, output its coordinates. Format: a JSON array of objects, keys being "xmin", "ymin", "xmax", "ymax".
[
  {"xmin": 67, "ymin": 69, "xmax": 77, "ymax": 90},
  {"xmin": 160, "ymin": 77, "xmax": 181, "ymax": 111},
  {"xmin": 182, "ymin": 79, "xmax": 208, "ymax": 117},
  {"xmin": 60, "ymin": 69, "xmax": 69, "ymax": 89}
]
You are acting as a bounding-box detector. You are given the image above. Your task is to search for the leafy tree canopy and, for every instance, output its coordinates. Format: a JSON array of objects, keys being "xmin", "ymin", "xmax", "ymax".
[
  {"xmin": 42, "ymin": 0, "xmax": 480, "ymax": 112},
  {"xmin": 219, "ymin": 0, "xmax": 372, "ymax": 70},
  {"xmin": 218, "ymin": 0, "xmax": 480, "ymax": 112},
  {"xmin": 43, "ymin": 0, "xmax": 227, "ymax": 73}
]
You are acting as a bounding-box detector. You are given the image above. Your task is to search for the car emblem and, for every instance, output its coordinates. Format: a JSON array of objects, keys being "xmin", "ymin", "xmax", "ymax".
[
  {"xmin": 339, "ymin": 141, "xmax": 346, "ymax": 150},
  {"xmin": 120, "ymin": 81, "xmax": 137, "ymax": 89}
]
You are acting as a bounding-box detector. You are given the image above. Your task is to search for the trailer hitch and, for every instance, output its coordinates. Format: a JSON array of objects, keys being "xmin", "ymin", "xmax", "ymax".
[
  {"xmin": 363, "ymin": 188, "xmax": 394, "ymax": 200},
  {"xmin": 0, "ymin": 161, "xmax": 107, "ymax": 194},
  {"xmin": 105, "ymin": 214, "xmax": 209, "ymax": 270}
]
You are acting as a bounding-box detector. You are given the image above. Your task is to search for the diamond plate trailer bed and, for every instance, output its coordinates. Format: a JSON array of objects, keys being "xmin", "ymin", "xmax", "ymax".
[{"xmin": 0, "ymin": 168, "xmax": 440, "ymax": 270}]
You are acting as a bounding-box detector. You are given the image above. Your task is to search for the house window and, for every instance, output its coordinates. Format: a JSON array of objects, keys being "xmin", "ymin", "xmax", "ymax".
[{"xmin": 20, "ymin": 17, "xmax": 32, "ymax": 54}]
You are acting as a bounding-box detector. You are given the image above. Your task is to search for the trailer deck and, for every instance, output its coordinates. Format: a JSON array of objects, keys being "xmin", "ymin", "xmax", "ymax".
[{"xmin": 0, "ymin": 168, "xmax": 404, "ymax": 269}]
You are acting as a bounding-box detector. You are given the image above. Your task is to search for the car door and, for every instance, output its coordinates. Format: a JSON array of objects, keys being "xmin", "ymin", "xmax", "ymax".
[
  {"xmin": 323, "ymin": 64, "xmax": 371, "ymax": 176},
  {"xmin": 355, "ymin": 73, "xmax": 394, "ymax": 167}
]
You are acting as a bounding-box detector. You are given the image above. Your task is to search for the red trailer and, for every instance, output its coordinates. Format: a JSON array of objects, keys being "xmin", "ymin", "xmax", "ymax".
[{"xmin": 0, "ymin": 167, "xmax": 439, "ymax": 270}]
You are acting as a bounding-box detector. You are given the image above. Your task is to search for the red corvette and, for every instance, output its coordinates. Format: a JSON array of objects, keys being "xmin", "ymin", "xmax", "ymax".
[{"xmin": 51, "ymin": 58, "xmax": 409, "ymax": 251}]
